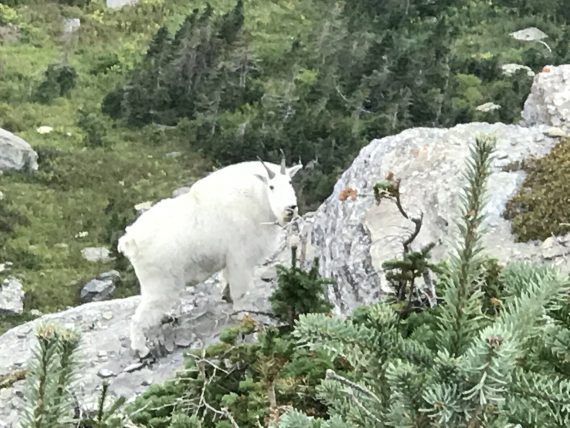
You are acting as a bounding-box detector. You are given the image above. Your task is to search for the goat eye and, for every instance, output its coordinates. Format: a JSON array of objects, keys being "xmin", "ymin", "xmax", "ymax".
[
  {"xmin": 289, "ymin": 180, "xmax": 292, "ymax": 185},
  {"xmin": 269, "ymin": 185, "xmax": 274, "ymax": 190}
]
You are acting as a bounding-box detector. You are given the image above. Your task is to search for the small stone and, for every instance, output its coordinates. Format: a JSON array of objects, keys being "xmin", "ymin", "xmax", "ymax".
[
  {"xmin": 74, "ymin": 231, "xmax": 89, "ymax": 239},
  {"xmin": 97, "ymin": 369, "xmax": 115, "ymax": 378},
  {"xmin": 80, "ymin": 271, "xmax": 120, "ymax": 303},
  {"xmin": 141, "ymin": 378, "xmax": 153, "ymax": 386},
  {"xmin": 63, "ymin": 18, "xmax": 80, "ymax": 34},
  {"xmin": 543, "ymin": 127, "xmax": 568, "ymax": 138},
  {"xmin": 134, "ymin": 201, "xmax": 153, "ymax": 214},
  {"xmin": 97, "ymin": 351, "xmax": 108, "ymax": 358},
  {"xmin": 0, "ymin": 191, "xmax": 4, "ymax": 201},
  {"xmin": 30, "ymin": 309, "xmax": 42, "ymax": 317},
  {"xmin": 16, "ymin": 327, "xmax": 31, "ymax": 338},
  {"xmin": 123, "ymin": 362, "xmax": 144, "ymax": 373},
  {"xmin": 102, "ymin": 311, "xmax": 114, "ymax": 321},
  {"xmin": 0, "ymin": 388, "xmax": 11, "ymax": 401},
  {"xmin": 541, "ymin": 236, "xmax": 567, "ymax": 260},
  {"xmin": 81, "ymin": 247, "xmax": 113, "ymax": 263},
  {"xmin": 0, "ymin": 277, "xmax": 25, "ymax": 315},
  {"xmin": 165, "ymin": 151, "xmax": 182, "ymax": 159},
  {"xmin": 36, "ymin": 126, "xmax": 53, "ymax": 134},
  {"xmin": 174, "ymin": 336, "xmax": 193, "ymax": 348},
  {"xmin": 54, "ymin": 243, "xmax": 69, "ymax": 250}
]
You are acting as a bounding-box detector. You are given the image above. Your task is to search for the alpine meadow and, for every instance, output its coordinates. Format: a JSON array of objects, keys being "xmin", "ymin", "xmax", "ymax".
[{"xmin": 0, "ymin": 0, "xmax": 569, "ymax": 427}]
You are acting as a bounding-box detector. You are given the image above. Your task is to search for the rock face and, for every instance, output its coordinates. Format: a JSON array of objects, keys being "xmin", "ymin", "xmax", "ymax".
[
  {"xmin": 522, "ymin": 64, "xmax": 570, "ymax": 129},
  {"xmin": 0, "ymin": 277, "xmax": 25, "ymax": 315},
  {"xmin": 80, "ymin": 271, "xmax": 121, "ymax": 303},
  {"xmin": 0, "ymin": 128, "xmax": 38, "ymax": 172},
  {"xmin": 309, "ymin": 122, "xmax": 566, "ymax": 313}
]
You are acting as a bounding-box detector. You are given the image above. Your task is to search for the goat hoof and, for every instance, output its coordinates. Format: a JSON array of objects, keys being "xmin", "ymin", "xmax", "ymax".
[
  {"xmin": 222, "ymin": 283, "xmax": 233, "ymax": 304},
  {"xmin": 161, "ymin": 314, "xmax": 179, "ymax": 326}
]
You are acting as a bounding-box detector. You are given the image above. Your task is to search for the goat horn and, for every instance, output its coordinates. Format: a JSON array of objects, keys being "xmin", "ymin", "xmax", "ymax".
[
  {"xmin": 279, "ymin": 149, "xmax": 286, "ymax": 174},
  {"xmin": 257, "ymin": 156, "xmax": 275, "ymax": 179}
]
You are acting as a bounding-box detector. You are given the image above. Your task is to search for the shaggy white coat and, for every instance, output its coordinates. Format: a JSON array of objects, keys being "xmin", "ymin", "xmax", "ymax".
[{"xmin": 118, "ymin": 160, "xmax": 302, "ymax": 356}]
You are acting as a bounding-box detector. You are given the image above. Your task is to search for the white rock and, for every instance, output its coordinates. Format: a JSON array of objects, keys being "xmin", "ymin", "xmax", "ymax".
[
  {"xmin": 523, "ymin": 65, "xmax": 570, "ymax": 128},
  {"xmin": 36, "ymin": 126, "xmax": 53, "ymax": 134},
  {"xmin": 0, "ymin": 128, "xmax": 38, "ymax": 172},
  {"xmin": 476, "ymin": 102, "xmax": 501, "ymax": 112},
  {"xmin": 0, "ymin": 277, "xmax": 25, "ymax": 315},
  {"xmin": 106, "ymin": 0, "xmax": 138, "ymax": 10},
  {"xmin": 501, "ymin": 63, "xmax": 535, "ymax": 77},
  {"xmin": 81, "ymin": 247, "xmax": 113, "ymax": 263},
  {"xmin": 134, "ymin": 201, "xmax": 153, "ymax": 214},
  {"xmin": 510, "ymin": 27, "xmax": 548, "ymax": 41}
]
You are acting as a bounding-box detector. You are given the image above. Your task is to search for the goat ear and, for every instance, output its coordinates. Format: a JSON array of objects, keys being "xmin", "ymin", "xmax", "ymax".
[
  {"xmin": 287, "ymin": 164, "xmax": 303, "ymax": 178},
  {"xmin": 254, "ymin": 173, "xmax": 268, "ymax": 184}
]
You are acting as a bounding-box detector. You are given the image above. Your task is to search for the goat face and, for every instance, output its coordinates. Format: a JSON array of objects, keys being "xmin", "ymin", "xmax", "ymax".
[{"xmin": 256, "ymin": 158, "xmax": 303, "ymax": 226}]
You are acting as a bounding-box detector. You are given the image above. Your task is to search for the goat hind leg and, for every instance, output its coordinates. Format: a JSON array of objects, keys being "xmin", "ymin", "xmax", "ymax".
[{"xmin": 129, "ymin": 272, "xmax": 182, "ymax": 358}]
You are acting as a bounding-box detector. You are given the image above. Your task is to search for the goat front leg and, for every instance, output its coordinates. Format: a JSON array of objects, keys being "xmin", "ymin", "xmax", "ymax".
[{"xmin": 223, "ymin": 258, "xmax": 254, "ymax": 310}]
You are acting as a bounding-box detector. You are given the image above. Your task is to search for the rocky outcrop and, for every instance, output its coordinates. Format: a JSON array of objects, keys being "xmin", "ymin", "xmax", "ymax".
[
  {"xmin": 522, "ymin": 64, "xmax": 570, "ymax": 129},
  {"xmin": 0, "ymin": 128, "xmax": 38, "ymax": 172},
  {"xmin": 310, "ymin": 122, "xmax": 566, "ymax": 313}
]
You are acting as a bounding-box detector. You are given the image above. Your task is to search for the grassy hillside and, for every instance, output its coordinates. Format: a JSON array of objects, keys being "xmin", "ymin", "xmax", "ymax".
[{"xmin": 0, "ymin": 0, "xmax": 568, "ymax": 333}]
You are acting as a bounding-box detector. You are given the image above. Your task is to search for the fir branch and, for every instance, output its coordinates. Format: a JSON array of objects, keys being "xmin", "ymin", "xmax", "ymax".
[
  {"xmin": 461, "ymin": 264, "xmax": 570, "ymax": 420},
  {"xmin": 437, "ymin": 136, "xmax": 496, "ymax": 357},
  {"xmin": 508, "ymin": 368, "xmax": 570, "ymax": 425}
]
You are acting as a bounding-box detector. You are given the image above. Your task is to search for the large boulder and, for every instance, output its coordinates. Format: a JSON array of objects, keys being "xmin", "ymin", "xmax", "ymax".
[
  {"xmin": 522, "ymin": 64, "xmax": 570, "ymax": 129},
  {"xmin": 0, "ymin": 128, "xmax": 38, "ymax": 172},
  {"xmin": 0, "ymin": 121, "xmax": 568, "ymax": 424},
  {"xmin": 310, "ymin": 122, "xmax": 566, "ymax": 313}
]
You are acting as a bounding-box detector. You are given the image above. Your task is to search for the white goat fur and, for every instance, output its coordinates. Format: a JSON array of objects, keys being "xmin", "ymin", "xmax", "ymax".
[{"xmin": 118, "ymin": 160, "xmax": 302, "ymax": 356}]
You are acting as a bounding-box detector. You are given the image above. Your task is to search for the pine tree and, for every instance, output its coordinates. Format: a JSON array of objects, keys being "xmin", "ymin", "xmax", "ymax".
[{"xmin": 278, "ymin": 136, "xmax": 570, "ymax": 427}]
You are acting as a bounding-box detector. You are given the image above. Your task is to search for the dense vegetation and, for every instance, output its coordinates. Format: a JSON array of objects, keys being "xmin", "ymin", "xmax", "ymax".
[
  {"xmin": 504, "ymin": 138, "xmax": 570, "ymax": 241},
  {"xmin": 0, "ymin": 1, "xmax": 569, "ymax": 327}
]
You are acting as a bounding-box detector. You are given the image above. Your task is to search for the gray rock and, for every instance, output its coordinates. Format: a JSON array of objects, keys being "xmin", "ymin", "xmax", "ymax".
[
  {"xmin": 81, "ymin": 247, "xmax": 113, "ymax": 263},
  {"xmin": 63, "ymin": 18, "xmax": 80, "ymax": 34},
  {"xmin": 97, "ymin": 368, "xmax": 115, "ymax": 378},
  {"xmin": 541, "ymin": 236, "xmax": 569, "ymax": 260},
  {"xmin": 0, "ymin": 277, "xmax": 25, "ymax": 315},
  {"xmin": 309, "ymin": 122, "xmax": 567, "ymax": 313},
  {"xmin": 522, "ymin": 65, "xmax": 570, "ymax": 129},
  {"xmin": 106, "ymin": 0, "xmax": 138, "ymax": 9},
  {"xmin": 0, "ymin": 128, "xmax": 38, "ymax": 172},
  {"xmin": 80, "ymin": 271, "xmax": 120, "ymax": 303}
]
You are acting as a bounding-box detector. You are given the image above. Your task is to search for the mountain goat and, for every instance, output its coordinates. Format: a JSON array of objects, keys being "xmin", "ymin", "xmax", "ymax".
[{"xmin": 118, "ymin": 155, "xmax": 303, "ymax": 357}]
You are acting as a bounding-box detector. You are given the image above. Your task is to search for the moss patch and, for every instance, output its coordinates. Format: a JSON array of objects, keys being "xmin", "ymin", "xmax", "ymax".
[{"xmin": 504, "ymin": 138, "xmax": 570, "ymax": 241}]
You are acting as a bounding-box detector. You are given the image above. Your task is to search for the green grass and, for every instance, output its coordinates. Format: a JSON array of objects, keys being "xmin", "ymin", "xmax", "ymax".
[{"xmin": 0, "ymin": 0, "xmax": 219, "ymax": 332}]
